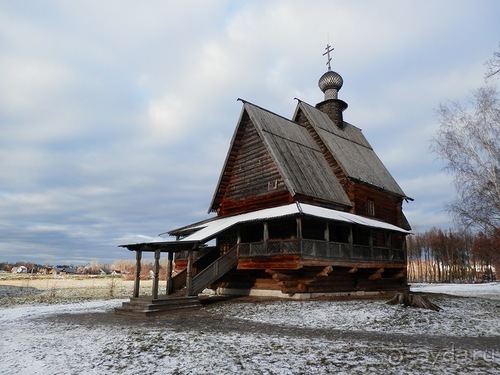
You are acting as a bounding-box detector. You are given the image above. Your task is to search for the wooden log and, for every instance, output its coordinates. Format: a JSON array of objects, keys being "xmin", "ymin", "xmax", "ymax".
[
  {"xmin": 393, "ymin": 269, "xmax": 406, "ymax": 279},
  {"xmin": 281, "ymin": 287, "xmax": 298, "ymax": 294},
  {"xmin": 368, "ymin": 268, "xmax": 384, "ymax": 280},
  {"xmin": 317, "ymin": 265, "xmax": 333, "ymax": 277},
  {"xmin": 267, "ymin": 271, "xmax": 295, "ymax": 281},
  {"xmin": 277, "ymin": 280, "xmax": 299, "ymax": 288},
  {"xmin": 297, "ymin": 282, "xmax": 308, "ymax": 292}
]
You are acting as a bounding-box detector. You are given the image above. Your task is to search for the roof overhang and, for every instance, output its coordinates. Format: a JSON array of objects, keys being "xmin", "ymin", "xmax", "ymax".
[
  {"xmin": 166, "ymin": 202, "xmax": 412, "ymax": 244},
  {"xmin": 119, "ymin": 240, "xmax": 201, "ymax": 252}
]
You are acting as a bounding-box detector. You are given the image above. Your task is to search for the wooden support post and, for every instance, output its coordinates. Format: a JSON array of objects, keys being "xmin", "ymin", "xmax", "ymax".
[
  {"xmin": 348, "ymin": 226, "xmax": 353, "ymax": 258},
  {"xmin": 186, "ymin": 250, "xmax": 193, "ymax": 296},
  {"xmin": 402, "ymin": 235, "xmax": 407, "ymax": 261},
  {"xmin": 385, "ymin": 231, "xmax": 391, "ymax": 248},
  {"xmin": 369, "ymin": 229, "xmax": 374, "ymax": 260},
  {"xmin": 236, "ymin": 227, "xmax": 241, "ymax": 257},
  {"xmin": 296, "ymin": 217, "xmax": 302, "ymax": 254},
  {"xmin": 133, "ymin": 250, "xmax": 142, "ymax": 298},
  {"xmin": 263, "ymin": 222, "xmax": 269, "ymax": 253},
  {"xmin": 166, "ymin": 252, "xmax": 174, "ymax": 295},
  {"xmin": 152, "ymin": 249, "xmax": 161, "ymax": 300}
]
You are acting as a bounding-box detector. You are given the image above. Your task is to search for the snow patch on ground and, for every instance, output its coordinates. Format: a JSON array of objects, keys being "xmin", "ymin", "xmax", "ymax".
[
  {"xmin": 1, "ymin": 283, "xmax": 499, "ymax": 374},
  {"xmin": 411, "ymin": 282, "xmax": 500, "ymax": 300}
]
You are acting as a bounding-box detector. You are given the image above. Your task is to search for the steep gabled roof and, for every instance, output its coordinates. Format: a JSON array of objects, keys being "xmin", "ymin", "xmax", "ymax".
[
  {"xmin": 294, "ymin": 101, "xmax": 408, "ymax": 198},
  {"xmin": 209, "ymin": 100, "xmax": 352, "ymax": 213}
]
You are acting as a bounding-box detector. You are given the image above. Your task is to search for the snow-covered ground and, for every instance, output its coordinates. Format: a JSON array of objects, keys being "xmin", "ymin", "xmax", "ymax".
[{"xmin": 1, "ymin": 283, "xmax": 499, "ymax": 374}]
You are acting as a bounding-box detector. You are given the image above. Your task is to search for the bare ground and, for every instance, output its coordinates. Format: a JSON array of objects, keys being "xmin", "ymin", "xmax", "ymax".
[{"xmin": 3, "ymin": 275, "xmax": 496, "ymax": 353}]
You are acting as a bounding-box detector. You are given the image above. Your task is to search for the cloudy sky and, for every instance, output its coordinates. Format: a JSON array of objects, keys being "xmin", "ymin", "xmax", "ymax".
[{"xmin": 1, "ymin": 1, "xmax": 498, "ymax": 265}]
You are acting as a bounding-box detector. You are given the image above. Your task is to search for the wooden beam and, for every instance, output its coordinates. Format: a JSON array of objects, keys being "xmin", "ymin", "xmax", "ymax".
[
  {"xmin": 317, "ymin": 265, "xmax": 333, "ymax": 277},
  {"xmin": 266, "ymin": 270, "xmax": 295, "ymax": 281},
  {"xmin": 300, "ymin": 260, "xmax": 404, "ymax": 268},
  {"xmin": 394, "ymin": 269, "xmax": 406, "ymax": 279},
  {"xmin": 368, "ymin": 268, "xmax": 385, "ymax": 280}
]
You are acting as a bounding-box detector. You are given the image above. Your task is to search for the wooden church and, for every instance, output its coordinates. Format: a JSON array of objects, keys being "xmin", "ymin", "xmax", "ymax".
[{"xmin": 119, "ymin": 47, "xmax": 413, "ymax": 307}]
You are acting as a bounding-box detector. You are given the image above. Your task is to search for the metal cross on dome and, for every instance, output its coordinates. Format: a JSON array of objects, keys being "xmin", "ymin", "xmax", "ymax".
[{"xmin": 323, "ymin": 44, "xmax": 334, "ymax": 71}]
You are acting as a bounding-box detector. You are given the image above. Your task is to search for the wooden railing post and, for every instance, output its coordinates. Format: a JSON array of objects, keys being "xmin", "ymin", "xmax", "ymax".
[{"xmin": 133, "ymin": 250, "xmax": 142, "ymax": 298}]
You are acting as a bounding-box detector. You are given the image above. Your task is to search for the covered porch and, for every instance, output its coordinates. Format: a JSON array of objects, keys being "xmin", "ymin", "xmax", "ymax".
[{"xmin": 119, "ymin": 240, "xmax": 202, "ymax": 300}]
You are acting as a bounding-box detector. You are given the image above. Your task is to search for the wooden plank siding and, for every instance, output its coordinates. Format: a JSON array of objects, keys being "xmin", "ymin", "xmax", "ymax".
[
  {"xmin": 351, "ymin": 184, "xmax": 403, "ymax": 227},
  {"xmin": 220, "ymin": 118, "xmax": 290, "ymax": 216}
]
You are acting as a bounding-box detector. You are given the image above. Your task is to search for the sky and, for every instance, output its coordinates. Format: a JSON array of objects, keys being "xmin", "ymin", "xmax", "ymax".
[{"xmin": 1, "ymin": 0, "xmax": 499, "ymax": 265}]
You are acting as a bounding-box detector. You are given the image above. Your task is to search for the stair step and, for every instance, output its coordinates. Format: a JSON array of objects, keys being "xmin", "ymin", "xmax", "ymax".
[{"xmin": 115, "ymin": 296, "xmax": 203, "ymax": 316}]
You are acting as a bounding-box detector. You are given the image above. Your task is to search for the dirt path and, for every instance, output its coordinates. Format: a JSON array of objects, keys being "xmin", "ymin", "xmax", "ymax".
[{"xmin": 40, "ymin": 306, "xmax": 500, "ymax": 353}]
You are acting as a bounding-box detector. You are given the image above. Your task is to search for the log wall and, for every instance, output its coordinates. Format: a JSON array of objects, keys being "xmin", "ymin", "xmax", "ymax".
[
  {"xmin": 216, "ymin": 265, "xmax": 407, "ymax": 295},
  {"xmin": 351, "ymin": 184, "xmax": 403, "ymax": 227},
  {"xmin": 218, "ymin": 117, "xmax": 293, "ymax": 216}
]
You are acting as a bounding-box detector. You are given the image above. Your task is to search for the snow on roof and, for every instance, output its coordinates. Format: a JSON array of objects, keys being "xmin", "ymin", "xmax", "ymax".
[{"xmin": 169, "ymin": 202, "xmax": 410, "ymax": 243}]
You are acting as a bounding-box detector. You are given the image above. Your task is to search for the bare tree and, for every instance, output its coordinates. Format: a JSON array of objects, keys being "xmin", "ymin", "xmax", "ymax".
[
  {"xmin": 485, "ymin": 43, "xmax": 500, "ymax": 80},
  {"xmin": 432, "ymin": 86, "xmax": 500, "ymax": 235}
]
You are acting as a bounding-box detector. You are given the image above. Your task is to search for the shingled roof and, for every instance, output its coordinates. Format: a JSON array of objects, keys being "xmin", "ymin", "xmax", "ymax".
[
  {"xmin": 294, "ymin": 100, "xmax": 408, "ymax": 198},
  {"xmin": 209, "ymin": 100, "xmax": 352, "ymax": 213}
]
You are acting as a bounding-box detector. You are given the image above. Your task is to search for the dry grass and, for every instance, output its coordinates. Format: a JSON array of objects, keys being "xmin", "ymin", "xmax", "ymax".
[{"xmin": 0, "ymin": 273, "xmax": 163, "ymax": 307}]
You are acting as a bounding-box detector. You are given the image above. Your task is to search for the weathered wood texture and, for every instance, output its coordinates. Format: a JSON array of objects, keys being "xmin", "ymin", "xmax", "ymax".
[
  {"xmin": 212, "ymin": 104, "xmax": 353, "ymax": 216},
  {"xmin": 237, "ymin": 255, "xmax": 302, "ymax": 270},
  {"xmin": 351, "ymin": 184, "xmax": 403, "ymax": 227},
  {"xmin": 387, "ymin": 292, "xmax": 441, "ymax": 311},
  {"xmin": 216, "ymin": 265, "xmax": 407, "ymax": 294},
  {"xmin": 295, "ymin": 101, "xmax": 407, "ymax": 200},
  {"xmin": 217, "ymin": 116, "xmax": 291, "ymax": 216},
  {"xmin": 295, "ymin": 109, "xmax": 351, "ymax": 191}
]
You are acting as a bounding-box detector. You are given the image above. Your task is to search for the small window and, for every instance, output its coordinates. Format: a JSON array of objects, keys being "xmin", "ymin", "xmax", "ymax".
[
  {"xmin": 367, "ymin": 199, "xmax": 375, "ymax": 217},
  {"xmin": 268, "ymin": 179, "xmax": 278, "ymax": 190}
]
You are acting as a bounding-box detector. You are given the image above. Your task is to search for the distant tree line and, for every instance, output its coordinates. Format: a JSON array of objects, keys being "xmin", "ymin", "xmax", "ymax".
[
  {"xmin": 0, "ymin": 260, "xmax": 122, "ymax": 275},
  {"xmin": 407, "ymin": 228, "xmax": 499, "ymax": 283}
]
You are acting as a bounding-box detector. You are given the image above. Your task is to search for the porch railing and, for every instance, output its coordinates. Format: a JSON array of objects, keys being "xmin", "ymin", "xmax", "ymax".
[{"xmin": 238, "ymin": 239, "xmax": 405, "ymax": 263}]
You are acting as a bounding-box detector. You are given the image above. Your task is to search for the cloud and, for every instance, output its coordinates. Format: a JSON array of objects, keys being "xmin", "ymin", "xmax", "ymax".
[{"xmin": 0, "ymin": 0, "xmax": 498, "ymax": 264}]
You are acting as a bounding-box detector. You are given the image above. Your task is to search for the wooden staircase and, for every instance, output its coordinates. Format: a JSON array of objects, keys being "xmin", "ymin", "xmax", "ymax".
[
  {"xmin": 115, "ymin": 296, "xmax": 203, "ymax": 316},
  {"xmin": 115, "ymin": 245, "xmax": 239, "ymax": 316},
  {"xmin": 189, "ymin": 244, "xmax": 238, "ymax": 295}
]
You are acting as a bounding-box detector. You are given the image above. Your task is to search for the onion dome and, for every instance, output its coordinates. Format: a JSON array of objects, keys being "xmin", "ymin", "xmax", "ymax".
[{"xmin": 318, "ymin": 70, "xmax": 343, "ymax": 100}]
